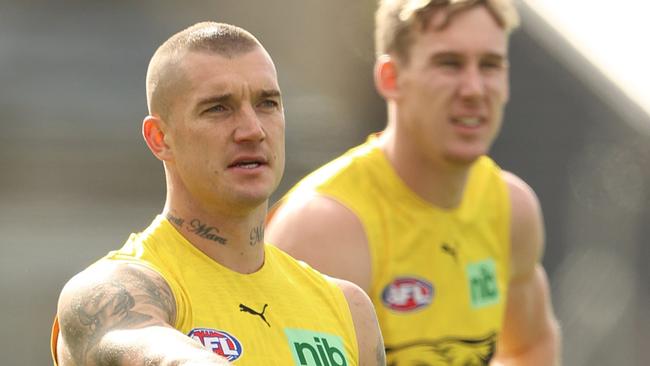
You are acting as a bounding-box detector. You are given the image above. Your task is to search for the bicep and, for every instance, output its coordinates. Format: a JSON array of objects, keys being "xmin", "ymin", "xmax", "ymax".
[
  {"xmin": 497, "ymin": 172, "xmax": 560, "ymax": 361},
  {"xmin": 266, "ymin": 195, "xmax": 372, "ymax": 291},
  {"xmin": 497, "ymin": 264, "xmax": 557, "ymax": 356},
  {"xmin": 57, "ymin": 262, "xmax": 177, "ymax": 365},
  {"xmin": 334, "ymin": 279, "xmax": 385, "ymax": 366},
  {"xmin": 503, "ymin": 171, "xmax": 545, "ymax": 278}
]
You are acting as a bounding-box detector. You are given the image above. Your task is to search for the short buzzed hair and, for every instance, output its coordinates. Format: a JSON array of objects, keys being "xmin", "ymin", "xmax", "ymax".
[
  {"xmin": 375, "ymin": 0, "xmax": 520, "ymax": 64},
  {"xmin": 146, "ymin": 22, "xmax": 261, "ymax": 118}
]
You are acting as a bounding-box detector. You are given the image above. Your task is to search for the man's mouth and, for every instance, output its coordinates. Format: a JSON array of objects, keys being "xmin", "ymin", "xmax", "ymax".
[
  {"xmin": 232, "ymin": 161, "xmax": 262, "ymax": 169},
  {"xmin": 451, "ymin": 117, "xmax": 482, "ymax": 127},
  {"xmin": 228, "ymin": 157, "xmax": 267, "ymax": 169}
]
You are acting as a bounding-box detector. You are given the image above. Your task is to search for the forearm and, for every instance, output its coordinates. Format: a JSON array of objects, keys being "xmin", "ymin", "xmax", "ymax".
[
  {"xmin": 89, "ymin": 326, "xmax": 229, "ymax": 366},
  {"xmin": 491, "ymin": 322, "xmax": 561, "ymax": 366}
]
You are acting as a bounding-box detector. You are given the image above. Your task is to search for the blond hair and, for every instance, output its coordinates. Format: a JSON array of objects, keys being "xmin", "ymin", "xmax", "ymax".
[{"xmin": 375, "ymin": 0, "xmax": 520, "ymax": 63}]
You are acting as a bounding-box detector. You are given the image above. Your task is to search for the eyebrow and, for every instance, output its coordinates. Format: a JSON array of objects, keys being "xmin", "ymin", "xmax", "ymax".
[
  {"xmin": 482, "ymin": 52, "xmax": 507, "ymax": 63},
  {"xmin": 259, "ymin": 89, "xmax": 282, "ymax": 99},
  {"xmin": 194, "ymin": 88, "xmax": 282, "ymax": 114},
  {"xmin": 195, "ymin": 93, "xmax": 232, "ymax": 111},
  {"xmin": 430, "ymin": 51, "xmax": 507, "ymax": 60},
  {"xmin": 196, "ymin": 89, "xmax": 281, "ymax": 105}
]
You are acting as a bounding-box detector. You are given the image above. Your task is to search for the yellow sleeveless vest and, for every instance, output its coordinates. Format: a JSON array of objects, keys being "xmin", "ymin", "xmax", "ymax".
[
  {"xmin": 52, "ymin": 216, "xmax": 358, "ymax": 366},
  {"xmin": 281, "ymin": 136, "xmax": 511, "ymax": 365}
]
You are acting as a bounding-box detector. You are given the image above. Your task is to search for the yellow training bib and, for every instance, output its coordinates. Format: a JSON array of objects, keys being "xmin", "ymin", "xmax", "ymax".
[
  {"xmin": 52, "ymin": 216, "xmax": 359, "ymax": 366},
  {"xmin": 279, "ymin": 135, "xmax": 511, "ymax": 365}
]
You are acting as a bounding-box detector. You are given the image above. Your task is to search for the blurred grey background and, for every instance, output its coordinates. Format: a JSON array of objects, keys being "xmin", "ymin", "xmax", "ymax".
[{"xmin": 1, "ymin": 1, "xmax": 648, "ymax": 365}]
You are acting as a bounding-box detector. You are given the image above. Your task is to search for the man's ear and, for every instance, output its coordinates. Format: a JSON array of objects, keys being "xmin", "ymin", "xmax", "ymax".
[
  {"xmin": 142, "ymin": 115, "xmax": 172, "ymax": 161},
  {"xmin": 374, "ymin": 54, "xmax": 400, "ymax": 100}
]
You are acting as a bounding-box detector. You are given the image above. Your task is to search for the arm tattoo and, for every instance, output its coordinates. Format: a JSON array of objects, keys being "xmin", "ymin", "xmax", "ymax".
[
  {"xmin": 249, "ymin": 224, "xmax": 264, "ymax": 246},
  {"xmin": 61, "ymin": 266, "xmax": 176, "ymax": 365},
  {"xmin": 167, "ymin": 213, "xmax": 228, "ymax": 245}
]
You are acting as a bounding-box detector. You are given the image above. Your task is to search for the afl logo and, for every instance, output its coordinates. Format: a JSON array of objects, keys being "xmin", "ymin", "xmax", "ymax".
[
  {"xmin": 381, "ymin": 277, "xmax": 434, "ymax": 312},
  {"xmin": 188, "ymin": 328, "xmax": 243, "ymax": 361}
]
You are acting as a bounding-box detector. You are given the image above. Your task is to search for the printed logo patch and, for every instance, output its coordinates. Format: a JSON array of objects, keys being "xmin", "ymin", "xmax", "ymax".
[
  {"xmin": 385, "ymin": 332, "xmax": 497, "ymax": 364},
  {"xmin": 381, "ymin": 277, "xmax": 434, "ymax": 312},
  {"xmin": 188, "ymin": 328, "xmax": 243, "ymax": 361},
  {"xmin": 466, "ymin": 259, "xmax": 500, "ymax": 309},
  {"xmin": 285, "ymin": 328, "xmax": 349, "ymax": 366}
]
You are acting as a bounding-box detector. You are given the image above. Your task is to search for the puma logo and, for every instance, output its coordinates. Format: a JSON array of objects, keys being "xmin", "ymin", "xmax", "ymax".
[
  {"xmin": 239, "ymin": 303, "xmax": 270, "ymax": 327},
  {"xmin": 441, "ymin": 242, "xmax": 458, "ymax": 261}
]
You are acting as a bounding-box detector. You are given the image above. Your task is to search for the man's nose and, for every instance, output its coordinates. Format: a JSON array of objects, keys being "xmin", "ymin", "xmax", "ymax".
[
  {"xmin": 233, "ymin": 104, "xmax": 266, "ymax": 142},
  {"xmin": 458, "ymin": 65, "xmax": 486, "ymax": 99}
]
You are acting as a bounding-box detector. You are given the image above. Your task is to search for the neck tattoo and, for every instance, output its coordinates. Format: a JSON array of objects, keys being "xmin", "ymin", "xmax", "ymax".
[
  {"xmin": 249, "ymin": 225, "xmax": 264, "ymax": 246},
  {"xmin": 166, "ymin": 213, "xmax": 228, "ymax": 245}
]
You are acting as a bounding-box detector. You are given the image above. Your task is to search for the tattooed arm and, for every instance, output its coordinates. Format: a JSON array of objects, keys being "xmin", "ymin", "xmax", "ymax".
[{"xmin": 56, "ymin": 262, "xmax": 229, "ymax": 366}]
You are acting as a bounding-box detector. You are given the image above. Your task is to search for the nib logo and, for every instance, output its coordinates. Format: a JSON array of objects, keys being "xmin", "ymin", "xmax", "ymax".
[
  {"xmin": 285, "ymin": 328, "xmax": 349, "ymax": 366},
  {"xmin": 467, "ymin": 258, "xmax": 500, "ymax": 309}
]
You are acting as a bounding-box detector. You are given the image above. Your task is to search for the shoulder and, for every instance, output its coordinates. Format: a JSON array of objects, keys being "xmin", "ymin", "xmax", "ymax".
[
  {"xmin": 501, "ymin": 171, "xmax": 540, "ymax": 216},
  {"xmin": 269, "ymin": 193, "xmax": 365, "ymax": 239},
  {"xmin": 266, "ymin": 194, "xmax": 372, "ymax": 290},
  {"xmin": 57, "ymin": 260, "xmax": 176, "ymax": 329},
  {"xmin": 55, "ymin": 261, "xmax": 177, "ymax": 365},
  {"xmin": 501, "ymin": 171, "xmax": 545, "ymax": 279},
  {"xmin": 331, "ymin": 277, "xmax": 373, "ymax": 313},
  {"xmin": 331, "ymin": 278, "xmax": 376, "ymax": 331}
]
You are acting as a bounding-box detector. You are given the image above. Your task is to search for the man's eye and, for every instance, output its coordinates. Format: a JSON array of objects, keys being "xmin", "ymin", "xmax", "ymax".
[
  {"xmin": 207, "ymin": 104, "xmax": 227, "ymax": 113},
  {"xmin": 480, "ymin": 57, "xmax": 507, "ymax": 71},
  {"xmin": 259, "ymin": 100, "xmax": 279, "ymax": 109},
  {"xmin": 438, "ymin": 59, "xmax": 462, "ymax": 68},
  {"xmin": 481, "ymin": 62, "xmax": 502, "ymax": 70}
]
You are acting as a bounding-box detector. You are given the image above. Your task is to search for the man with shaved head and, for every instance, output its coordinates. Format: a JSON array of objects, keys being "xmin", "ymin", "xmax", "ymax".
[{"xmin": 51, "ymin": 22, "xmax": 384, "ymax": 366}]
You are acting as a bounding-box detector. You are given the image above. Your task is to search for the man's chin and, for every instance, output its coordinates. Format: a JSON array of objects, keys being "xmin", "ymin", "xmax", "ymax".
[
  {"xmin": 444, "ymin": 149, "xmax": 486, "ymax": 166},
  {"xmin": 230, "ymin": 188, "xmax": 274, "ymax": 208}
]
